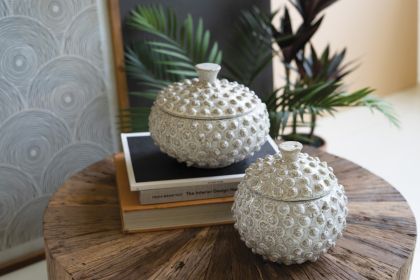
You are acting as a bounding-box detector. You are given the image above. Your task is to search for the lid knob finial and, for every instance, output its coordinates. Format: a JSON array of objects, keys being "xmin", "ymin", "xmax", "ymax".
[
  {"xmin": 279, "ymin": 141, "xmax": 303, "ymax": 162},
  {"xmin": 195, "ymin": 63, "xmax": 221, "ymax": 83}
]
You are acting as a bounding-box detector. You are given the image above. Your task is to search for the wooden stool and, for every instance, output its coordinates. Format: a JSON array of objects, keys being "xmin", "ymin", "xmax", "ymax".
[{"xmin": 44, "ymin": 149, "xmax": 416, "ymax": 279}]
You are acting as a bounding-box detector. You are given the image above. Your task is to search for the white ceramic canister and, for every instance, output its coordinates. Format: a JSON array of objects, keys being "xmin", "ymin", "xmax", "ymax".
[
  {"xmin": 232, "ymin": 141, "xmax": 348, "ymax": 264},
  {"xmin": 149, "ymin": 63, "xmax": 270, "ymax": 168}
]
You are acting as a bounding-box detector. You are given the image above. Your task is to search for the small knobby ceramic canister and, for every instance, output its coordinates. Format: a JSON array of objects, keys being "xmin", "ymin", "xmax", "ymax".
[
  {"xmin": 149, "ymin": 63, "xmax": 270, "ymax": 168},
  {"xmin": 232, "ymin": 141, "xmax": 348, "ymax": 265}
]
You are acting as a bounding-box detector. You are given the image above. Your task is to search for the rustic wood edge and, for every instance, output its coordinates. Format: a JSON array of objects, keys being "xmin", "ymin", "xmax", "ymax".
[
  {"xmin": 396, "ymin": 252, "xmax": 415, "ymax": 280},
  {"xmin": 43, "ymin": 151, "xmax": 417, "ymax": 279},
  {"xmin": 46, "ymin": 249, "xmax": 72, "ymax": 280}
]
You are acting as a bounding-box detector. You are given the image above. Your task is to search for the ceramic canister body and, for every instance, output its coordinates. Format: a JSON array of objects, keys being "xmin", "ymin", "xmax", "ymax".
[
  {"xmin": 149, "ymin": 103, "xmax": 269, "ymax": 168},
  {"xmin": 232, "ymin": 183, "xmax": 348, "ymax": 265},
  {"xmin": 148, "ymin": 63, "xmax": 270, "ymax": 168}
]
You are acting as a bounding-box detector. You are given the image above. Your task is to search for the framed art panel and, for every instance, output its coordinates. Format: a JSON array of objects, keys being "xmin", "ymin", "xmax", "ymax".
[{"xmin": 0, "ymin": 0, "xmax": 118, "ymax": 274}]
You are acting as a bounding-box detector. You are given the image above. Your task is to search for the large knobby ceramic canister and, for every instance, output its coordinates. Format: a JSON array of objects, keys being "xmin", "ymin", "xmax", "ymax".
[
  {"xmin": 149, "ymin": 63, "xmax": 270, "ymax": 168},
  {"xmin": 232, "ymin": 141, "xmax": 348, "ymax": 265}
]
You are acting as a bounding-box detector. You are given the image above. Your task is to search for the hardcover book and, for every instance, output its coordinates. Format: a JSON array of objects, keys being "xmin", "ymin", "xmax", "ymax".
[
  {"xmin": 121, "ymin": 132, "xmax": 279, "ymax": 204},
  {"xmin": 114, "ymin": 153, "xmax": 234, "ymax": 232}
]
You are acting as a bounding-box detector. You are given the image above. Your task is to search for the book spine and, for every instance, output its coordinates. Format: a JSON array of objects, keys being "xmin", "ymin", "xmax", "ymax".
[{"xmin": 139, "ymin": 182, "xmax": 238, "ymax": 204}]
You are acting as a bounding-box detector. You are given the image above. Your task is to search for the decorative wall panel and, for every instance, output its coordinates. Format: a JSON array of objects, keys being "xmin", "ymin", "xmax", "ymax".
[{"xmin": 0, "ymin": 0, "xmax": 116, "ymax": 263}]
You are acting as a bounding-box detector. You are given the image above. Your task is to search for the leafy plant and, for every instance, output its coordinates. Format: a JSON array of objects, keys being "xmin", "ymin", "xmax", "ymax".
[
  {"xmin": 263, "ymin": 0, "xmax": 398, "ymax": 145},
  {"xmin": 122, "ymin": 2, "xmax": 398, "ymax": 148},
  {"xmin": 121, "ymin": 4, "xmax": 222, "ymax": 131},
  {"xmin": 222, "ymin": 7, "xmax": 274, "ymax": 88}
]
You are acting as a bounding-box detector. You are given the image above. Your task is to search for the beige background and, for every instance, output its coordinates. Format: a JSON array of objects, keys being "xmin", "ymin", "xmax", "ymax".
[{"xmin": 271, "ymin": 0, "xmax": 418, "ymax": 96}]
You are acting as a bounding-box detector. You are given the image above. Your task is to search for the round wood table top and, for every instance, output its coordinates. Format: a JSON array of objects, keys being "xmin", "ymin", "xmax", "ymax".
[{"xmin": 44, "ymin": 148, "xmax": 416, "ymax": 280}]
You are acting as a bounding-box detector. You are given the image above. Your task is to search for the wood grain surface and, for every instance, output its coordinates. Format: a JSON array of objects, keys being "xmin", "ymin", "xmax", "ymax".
[{"xmin": 43, "ymin": 148, "xmax": 416, "ymax": 280}]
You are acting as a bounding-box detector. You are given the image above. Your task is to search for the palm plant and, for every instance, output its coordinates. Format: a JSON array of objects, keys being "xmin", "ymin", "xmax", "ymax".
[
  {"xmin": 123, "ymin": 2, "xmax": 398, "ymax": 148},
  {"xmin": 263, "ymin": 0, "xmax": 398, "ymax": 145},
  {"xmin": 121, "ymin": 4, "xmax": 222, "ymax": 131},
  {"xmin": 222, "ymin": 7, "xmax": 274, "ymax": 89}
]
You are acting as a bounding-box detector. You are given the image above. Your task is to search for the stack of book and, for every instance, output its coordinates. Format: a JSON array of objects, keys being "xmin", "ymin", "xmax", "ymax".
[{"xmin": 115, "ymin": 132, "xmax": 279, "ymax": 233}]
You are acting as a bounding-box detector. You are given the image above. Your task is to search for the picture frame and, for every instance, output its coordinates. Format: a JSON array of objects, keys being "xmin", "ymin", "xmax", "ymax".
[{"xmin": 107, "ymin": 0, "xmax": 130, "ymax": 112}]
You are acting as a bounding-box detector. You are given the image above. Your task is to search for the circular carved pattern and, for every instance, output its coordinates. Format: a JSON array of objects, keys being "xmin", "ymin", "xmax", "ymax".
[
  {"xmin": 0, "ymin": 78, "xmax": 25, "ymax": 122},
  {"xmin": 0, "ymin": 110, "xmax": 72, "ymax": 185},
  {"xmin": 27, "ymin": 57, "xmax": 105, "ymax": 130},
  {"xmin": 12, "ymin": 0, "xmax": 84, "ymax": 39},
  {"xmin": 1, "ymin": 41, "xmax": 38, "ymax": 87},
  {"xmin": 3, "ymin": 195, "xmax": 50, "ymax": 250},
  {"xmin": 63, "ymin": 6, "xmax": 102, "ymax": 68},
  {"xmin": 0, "ymin": 165, "xmax": 39, "ymax": 248},
  {"xmin": 40, "ymin": 142, "xmax": 108, "ymax": 194},
  {"xmin": 149, "ymin": 104, "xmax": 270, "ymax": 168},
  {"xmin": 75, "ymin": 96, "xmax": 113, "ymax": 153},
  {"xmin": 0, "ymin": 17, "xmax": 58, "ymax": 91},
  {"xmin": 0, "ymin": 1, "xmax": 114, "ymax": 258}
]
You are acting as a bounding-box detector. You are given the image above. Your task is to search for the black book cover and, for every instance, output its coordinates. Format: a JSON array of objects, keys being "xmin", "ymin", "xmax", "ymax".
[{"xmin": 122, "ymin": 133, "xmax": 279, "ymax": 190}]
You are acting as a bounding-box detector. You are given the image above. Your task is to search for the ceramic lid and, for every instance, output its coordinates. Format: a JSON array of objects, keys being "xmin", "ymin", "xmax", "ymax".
[
  {"xmin": 154, "ymin": 63, "xmax": 262, "ymax": 120},
  {"xmin": 242, "ymin": 141, "xmax": 338, "ymax": 202}
]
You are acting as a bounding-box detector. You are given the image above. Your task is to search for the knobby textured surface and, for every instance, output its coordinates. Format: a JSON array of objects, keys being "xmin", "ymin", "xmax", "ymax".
[{"xmin": 44, "ymin": 148, "xmax": 416, "ymax": 280}]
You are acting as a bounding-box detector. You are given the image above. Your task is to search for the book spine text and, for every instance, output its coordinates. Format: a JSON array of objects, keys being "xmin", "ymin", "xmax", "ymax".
[{"xmin": 139, "ymin": 182, "xmax": 238, "ymax": 204}]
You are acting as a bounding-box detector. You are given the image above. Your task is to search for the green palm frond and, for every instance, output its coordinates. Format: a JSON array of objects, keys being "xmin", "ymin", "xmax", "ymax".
[
  {"xmin": 267, "ymin": 80, "xmax": 399, "ymax": 139},
  {"xmin": 126, "ymin": 4, "xmax": 222, "ymax": 85},
  {"xmin": 223, "ymin": 6, "xmax": 273, "ymax": 87},
  {"xmin": 268, "ymin": 110, "xmax": 289, "ymax": 139},
  {"xmin": 125, "ymin": 42, "xmax": 172, "ymax": 91},
  {"xmin": 122, "ymin": 4, "xmax": 222, "ymax": 132},
  {"xmin": 353, "ymin": 95, "xmax": 400, "ymax": 127}
]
